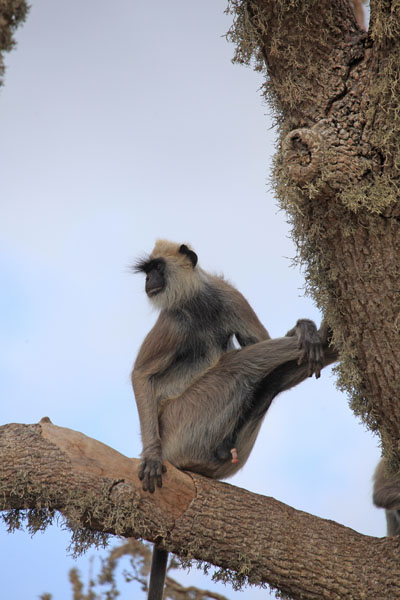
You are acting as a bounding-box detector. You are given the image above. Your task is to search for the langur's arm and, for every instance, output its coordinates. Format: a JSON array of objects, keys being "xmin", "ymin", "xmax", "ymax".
[
  {"xmin": 132, "ymin": 318, "xmax": 176, "ymax": 492},
  {"xmin": 220, "ymin": 281, "xmax": 270, "ymax": 346},
  {"xmin": 131, "ymin": 369, "xmax": 163, "ymax": 480}
]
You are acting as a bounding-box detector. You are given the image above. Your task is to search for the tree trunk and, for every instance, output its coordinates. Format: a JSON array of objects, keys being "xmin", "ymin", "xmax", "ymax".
[
  {"xmin": 228, "ymin": 0, "xmax": 400, "ymax": 463},
  {"xmin": 1, "ymin": 420, "xmax": 400, "ymax": 599}
]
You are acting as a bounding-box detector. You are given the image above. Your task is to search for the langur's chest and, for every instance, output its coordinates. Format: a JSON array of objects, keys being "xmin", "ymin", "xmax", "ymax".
[{"xmin": 171, "ymin": 301, "xmax": 231, "ymax": 357}]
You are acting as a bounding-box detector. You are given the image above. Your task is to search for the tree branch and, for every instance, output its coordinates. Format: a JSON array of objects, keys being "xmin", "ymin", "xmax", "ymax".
[{"xmin": 1, "ymin": 419, "xmax": 399, "ymax": 599}]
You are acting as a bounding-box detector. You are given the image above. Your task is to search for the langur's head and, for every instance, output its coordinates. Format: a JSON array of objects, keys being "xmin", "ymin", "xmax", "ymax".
[{"xmin": 134, "ymin": 239, "xmax": 200, "ymax": 310}]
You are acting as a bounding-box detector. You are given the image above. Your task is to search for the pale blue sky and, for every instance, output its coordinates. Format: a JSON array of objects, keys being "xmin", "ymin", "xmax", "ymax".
[{"xmin": 1, "ymin": 1, "xmax": 381, "ymax": 598}]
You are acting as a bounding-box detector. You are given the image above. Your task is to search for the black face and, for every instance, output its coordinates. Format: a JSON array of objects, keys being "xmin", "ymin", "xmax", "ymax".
[{"xmin": 134, "ymin": 258, "xmax": 166, "ymax": 297}]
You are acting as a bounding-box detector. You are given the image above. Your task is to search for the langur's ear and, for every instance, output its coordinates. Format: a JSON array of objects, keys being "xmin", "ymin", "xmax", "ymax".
[{"xmin": 179, "ymin": 244, "xmax": 198, "ymax": 268}]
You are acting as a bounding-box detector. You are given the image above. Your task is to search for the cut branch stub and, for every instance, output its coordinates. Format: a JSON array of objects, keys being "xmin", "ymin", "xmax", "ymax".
[{"xmin": 282, "ymin": 128, "xmax": 323, "ymax": 186}]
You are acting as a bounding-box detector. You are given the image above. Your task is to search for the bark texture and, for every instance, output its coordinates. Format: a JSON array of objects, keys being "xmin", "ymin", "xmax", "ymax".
[
  {"xmin": 1, "ymin": 420, "xmax": 400, "ymax": 599},
  {"xmin": 222, "ymin": 0, "xmax": 400, "ymax": 596},
  {"xmin": 228, "ymin": 0, "xmax": 400, "ymax": 464}
]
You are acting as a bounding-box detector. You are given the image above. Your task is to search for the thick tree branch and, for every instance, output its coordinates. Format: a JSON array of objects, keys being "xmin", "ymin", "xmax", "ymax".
[{"xmin": 1, "ymin": 420, "xmax": 400, "ymax": 599}]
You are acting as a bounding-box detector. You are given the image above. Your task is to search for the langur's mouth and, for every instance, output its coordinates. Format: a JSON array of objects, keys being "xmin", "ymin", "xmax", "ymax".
[{"xmin": 147, "ymin": 287, "xmax": 163, "ymax": 297}]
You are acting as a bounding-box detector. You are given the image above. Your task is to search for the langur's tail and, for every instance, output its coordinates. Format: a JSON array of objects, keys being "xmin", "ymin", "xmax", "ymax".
[{"xmin": 148, "ymin": 546, "xmax": 169, "ymax": 600}]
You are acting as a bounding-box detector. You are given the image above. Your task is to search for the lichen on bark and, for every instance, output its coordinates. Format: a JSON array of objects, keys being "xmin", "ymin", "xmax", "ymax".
[
  {"xmin": 0, "ymin": 0, "xmax": 28, "ymax": 85},
  {"xmin": 226, "ymin": 0, "xmax": 400, "ymax": 467}
]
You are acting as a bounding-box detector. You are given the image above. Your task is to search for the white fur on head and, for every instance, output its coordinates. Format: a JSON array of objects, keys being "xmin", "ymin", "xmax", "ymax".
[{"xmin": 149, "ymin": 239, "xmax": 204, "ymax": 310}]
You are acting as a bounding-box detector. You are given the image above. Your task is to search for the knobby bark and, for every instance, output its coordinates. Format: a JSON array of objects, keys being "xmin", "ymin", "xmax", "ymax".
[
  {"xmin": 1, "ymin": 420, "xmax": 400, "ymax": 600},
  {"xmin": 222, "ymin": 0, "xmax": 400, "ymax": 596},
  {"xmin": 228, "ymin": 1, "xmax": 400, "ymax": 459}
]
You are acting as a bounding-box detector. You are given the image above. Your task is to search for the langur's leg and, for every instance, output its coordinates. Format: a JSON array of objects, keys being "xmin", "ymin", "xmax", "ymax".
[
  {"xmin": 386, "ymin": 511, "xmax": 400, "ymax": 536},
  {"xmin": 161, "ymin": 335, "xmax": 335, "ymax": 478},
  {"xmin": 214, "ymin": 358, "xmax": 315, "ymax": 464},
  {"xmin": 160, "ymin": 337, "xmax": 302, "ymax": 470},
  {"xmin": 214, "ymin": 336, "xmax": 337, "ymax": 464}
]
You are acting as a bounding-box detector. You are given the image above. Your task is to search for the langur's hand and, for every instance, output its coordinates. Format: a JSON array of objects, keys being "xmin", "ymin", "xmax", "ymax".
[
  {"xmin": 288, "ymin": 319, "xmax": 324, "ymax": 379},
  {"xmin": 139, "ymin": 454, "xmax": 167, "ymax": 493}
]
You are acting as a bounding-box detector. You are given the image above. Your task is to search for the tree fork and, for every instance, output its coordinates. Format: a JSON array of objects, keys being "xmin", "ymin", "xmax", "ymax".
[{"xmin": 1, "ymin": 419, "xmax": 399, "ymax": 599}]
